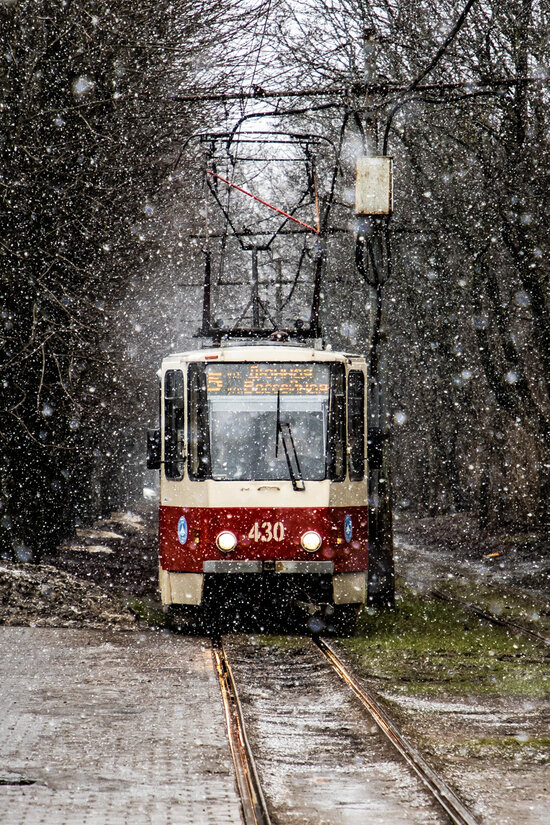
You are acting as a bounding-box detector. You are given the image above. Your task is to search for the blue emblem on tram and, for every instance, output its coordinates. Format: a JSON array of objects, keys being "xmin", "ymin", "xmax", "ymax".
[
  {"xmin": 344, "ymin": 514, "xmax": 353, "ymax": 543},
  {"xmin": 177, "ymin": 516, "xmax": 188, "ymax": 545}
]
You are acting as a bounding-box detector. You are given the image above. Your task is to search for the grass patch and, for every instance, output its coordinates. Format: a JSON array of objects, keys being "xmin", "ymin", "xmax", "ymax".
[
  {"xmin": 436, "ymin": 580, "xmax": 550, "ymax": 639},
  {"xmin": 432, "ymin": 737, "xmax": 550, "ymax": 762},
  {"xmin": 125, "ymin": 596, "xmax": 171, "ymax": 629},
  {"xmin": 342, "ymin": 590, "xmax": 549, "ymax": 698}
]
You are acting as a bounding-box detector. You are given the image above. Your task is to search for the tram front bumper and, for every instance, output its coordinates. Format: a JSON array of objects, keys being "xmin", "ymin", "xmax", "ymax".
[
  {"xmin": 202, "ymin": 560, "xmax": 334, "ymax": 574},
  {"xmin": 203, "ymin": 560, "xmax": 263, "ymax": 573},
  {"xmin": 160, "ymin": 564, "xmax": 365, "ymax": 606}
]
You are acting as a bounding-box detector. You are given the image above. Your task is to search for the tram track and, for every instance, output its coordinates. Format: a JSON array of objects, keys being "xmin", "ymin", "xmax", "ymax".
[
  {"xmin": 212, "ymin": 637, "xmax": 272, "ymax": 825},
  {"xmin": 431, "ymin": 588, "xmax": 550, "ymax": 649},
  {"xmin": 215, "ymin": 634, "xmax": 481, "ymax": 825},
  {"xmin": 314, "ymin": 636, "xmax": 480, "ymax": 825}
]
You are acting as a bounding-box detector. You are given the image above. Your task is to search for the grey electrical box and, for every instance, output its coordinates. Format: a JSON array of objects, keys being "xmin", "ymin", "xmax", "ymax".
[{"xmin": 355, "ymin": 156, "xmax": 393, "ymax": 215}]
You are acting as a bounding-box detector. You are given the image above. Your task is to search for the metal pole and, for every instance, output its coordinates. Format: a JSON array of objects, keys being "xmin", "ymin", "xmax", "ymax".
[
  {"xmin": 310, "ymin": 238, "xmax": 325, "ymax": 340},
  {"xmin": 361, "ymin": 28, "xmax": 395, "ymax": 608},
  {"xmin": 363, "ymin": 27, "xmax": 377, "ymax": 155},
  {"xmin": 201, "ymin": 249, "xmax": 212, "ymax": 335},
  {"xmin": 274, "ymin": 258, "xmax": 283, "ymax": 327},
  {"xmin": 251, "ymin": 248, "xmax": 260, "ymax": 328}
]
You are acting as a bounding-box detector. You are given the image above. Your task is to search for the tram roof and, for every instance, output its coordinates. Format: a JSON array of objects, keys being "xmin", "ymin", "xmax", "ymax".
[{"xmin": 161, "ymin": 344, "xmax": 365, "ymax": 368}]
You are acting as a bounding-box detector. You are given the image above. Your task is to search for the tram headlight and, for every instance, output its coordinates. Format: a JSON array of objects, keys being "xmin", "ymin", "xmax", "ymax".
[
  {"xmin": 300, "ymin": 531, "xmax": 322, "ymax": 553},
  {"xmin": 216, "ymin": 531, "xmax": 237, "ymax": 553}
]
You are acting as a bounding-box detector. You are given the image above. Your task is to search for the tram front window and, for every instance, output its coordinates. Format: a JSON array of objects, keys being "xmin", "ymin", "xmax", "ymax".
[{"xmin": 206, "ymin": 363, "xmax": 329, "ymax": 482}]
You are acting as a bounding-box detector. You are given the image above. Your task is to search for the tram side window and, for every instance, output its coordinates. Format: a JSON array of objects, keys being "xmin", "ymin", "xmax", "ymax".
[
  {"xmin": 327, "ymin": 364, "xmax": 346, "ymax": 481},
  {"xmin": 348, "ymin": 371, "xmax": 365, "ymax": 481},
  {"xmin": 164, "ymin": 370, "xmax": 184, "ymax": 480},
  {"xmin": 188, "ymin": 364, "xmax": 211, "ymax": 480}
]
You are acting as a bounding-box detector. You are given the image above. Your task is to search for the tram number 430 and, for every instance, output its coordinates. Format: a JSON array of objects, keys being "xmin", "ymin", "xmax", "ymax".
[{"xmin": 248, "ymin": 521, "xmax": 285, "ymax": 542}]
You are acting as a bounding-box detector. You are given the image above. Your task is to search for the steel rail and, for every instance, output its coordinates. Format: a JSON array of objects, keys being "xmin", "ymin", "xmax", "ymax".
[
  {"xmin": 315, "ymin": 637, "xmax": 480, "ymax": 825},
  {"xmin": 212, "ymin": 638, "xmax": 272, "ymax": 825},
  {"xmin": 432, "ymin": 589, "xmax": 550, "ymax": 649}
]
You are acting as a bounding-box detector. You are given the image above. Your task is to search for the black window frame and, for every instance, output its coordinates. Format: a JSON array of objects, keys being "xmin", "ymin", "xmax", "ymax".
[
  {"xmin": 164, "ymin": 369, "xmax": 185, "ymax": 480},
  {"xmin": 348, "ymin": 370, "xmax": 365, "ymax": 481},
  {"xmin": 187, "ymin": 363, "xmax": 211, "ymax": 481},
  {"xmin": 326, "ymin": 363, "xmax": 346, "ymax": 481}
]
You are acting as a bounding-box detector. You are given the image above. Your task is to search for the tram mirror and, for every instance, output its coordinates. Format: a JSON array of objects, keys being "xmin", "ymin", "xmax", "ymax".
[{"xmin": 147, "ymin": 428, "xmax": 161, "ymax": 470}]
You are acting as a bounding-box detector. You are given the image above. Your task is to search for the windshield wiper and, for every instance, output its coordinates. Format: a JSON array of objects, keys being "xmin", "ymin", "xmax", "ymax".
[{"xmin": 276, "ymin": 391, "xmax": 305, "ymax": 491}]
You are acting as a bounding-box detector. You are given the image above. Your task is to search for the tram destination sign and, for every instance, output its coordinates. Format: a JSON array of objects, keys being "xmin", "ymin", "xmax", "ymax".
[{"xmin": 206, "ymin": 362, "xmax": 329, "ymax": 396}]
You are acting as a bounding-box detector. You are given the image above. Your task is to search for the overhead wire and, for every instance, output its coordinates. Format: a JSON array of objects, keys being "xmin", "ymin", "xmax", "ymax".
[
  {"xmin": 217, "ymin": 0, "xmax": 274, "ymax": 320},
  {"xmin": 204, "ymin": 2, "xmax": 344, "ymax": 331}
]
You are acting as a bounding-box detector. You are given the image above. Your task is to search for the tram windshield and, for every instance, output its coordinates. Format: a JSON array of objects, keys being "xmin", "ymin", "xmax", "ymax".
[{"xmin": 202, "ymin": 362, "xmax": 331, "ymax": 481}]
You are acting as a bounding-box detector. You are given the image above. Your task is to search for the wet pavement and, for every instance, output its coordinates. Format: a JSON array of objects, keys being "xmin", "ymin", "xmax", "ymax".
[
  {"xmin": 225, "ymin": 635, "xmax": 448, "ymax": 825},
  {"xmin": 0, "ymin": 627, "xmax": 242, "ymax": 825}
]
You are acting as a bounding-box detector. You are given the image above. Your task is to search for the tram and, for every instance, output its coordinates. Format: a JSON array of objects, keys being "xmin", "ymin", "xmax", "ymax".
[{"xmin": 147, "ymin": 340, "xmax": 370, "ymax": 628}]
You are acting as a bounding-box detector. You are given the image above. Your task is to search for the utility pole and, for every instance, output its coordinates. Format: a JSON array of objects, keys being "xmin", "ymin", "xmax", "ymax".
[
  {"xmin": 363, "ymin": 27, "xmax": 377, "ymax": 154},
  {"xmin": 357, "ymin": 26, "xmax": 395, "ymax": 608},
  {"xmin": 251, "ymin": 247, "xmax": 260, "ymax": 328},
  {"xmin": 200, "ymin": 249, "xmax": 212, "ymax": 336},
  {"xmin": 274, "ymin": 257, "xmax": 283, "ymax": 327}
]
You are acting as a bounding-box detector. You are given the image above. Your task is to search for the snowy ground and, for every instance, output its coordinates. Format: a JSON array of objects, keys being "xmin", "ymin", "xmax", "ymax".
[
  {"xmin": 395, "ymin": 511, "xmax": 550, "ymax": 597},
  {"xmin": 0, "ymin": 508, "xmax": 158, "ymax": 630},
  {"xmin": 0, "ymin": 561, "xmax": 137, "ymax": 630}
]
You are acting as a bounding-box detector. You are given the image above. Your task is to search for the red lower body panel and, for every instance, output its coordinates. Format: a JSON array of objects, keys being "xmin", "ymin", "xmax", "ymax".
[{"xmin": 159, "ymin": 505, "xmax": 368, "ymax": 573}]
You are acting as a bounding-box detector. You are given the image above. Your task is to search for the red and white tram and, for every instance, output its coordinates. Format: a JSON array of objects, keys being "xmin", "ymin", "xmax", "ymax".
[{"xmin": 147, "ymin": 342, "xmax": 370, "ymax": 628}]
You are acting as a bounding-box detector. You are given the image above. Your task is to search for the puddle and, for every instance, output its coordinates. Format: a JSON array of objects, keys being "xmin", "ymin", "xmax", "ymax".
[
  {"xmin": 62, "ymin": 544, "xmax": 114, "ymax": 554},
  {"xmin": 76, "ymin": 529, "xmax": 125, "ymax": 541}
]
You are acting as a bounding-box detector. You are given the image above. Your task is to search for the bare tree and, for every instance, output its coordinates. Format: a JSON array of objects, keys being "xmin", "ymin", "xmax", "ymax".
[{"xmin": 0, "ymin": 0, "xmax": 222, "ymax": 557}]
